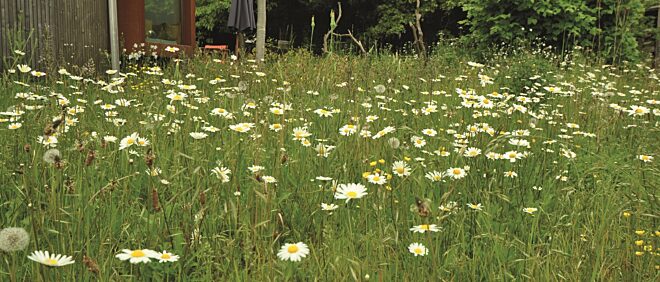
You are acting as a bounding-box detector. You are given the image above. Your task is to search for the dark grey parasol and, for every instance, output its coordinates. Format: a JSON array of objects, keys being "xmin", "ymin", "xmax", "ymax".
[{"xmin": 228, "ymin": 0, "xmax": 256, "ymax": 32}]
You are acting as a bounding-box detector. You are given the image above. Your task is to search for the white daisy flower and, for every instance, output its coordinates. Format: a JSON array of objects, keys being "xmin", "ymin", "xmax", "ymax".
[
  {"xmin": 409, "ymin": 224, "xmax": 441, "ymax": 233},
  {"xmin": 27, "ymin": 250, "xmax": 75, "ymax": 267},
  {"xmin": 150, "ymin": 250, "xmax": 179, "ymax": 263},
  {"xmin": 408, "ymin": 243, "xmax": 428, "ymax": 256},
  {"xmin": 115, "ymin": 249, "xmax": 158, "ymax": 264},
  {"xmin": 334, "ymin": 183, "xmax": 368, "ymax": 202},
  {"xmin": 277, "ymin": 242, "xmax": 310, "ymax": 262}
]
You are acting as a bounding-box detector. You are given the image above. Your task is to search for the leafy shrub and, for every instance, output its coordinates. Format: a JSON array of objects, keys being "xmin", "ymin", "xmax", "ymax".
[{"xmin": 458, "ymin": 0, "xmax": 651, "ymax": 63}]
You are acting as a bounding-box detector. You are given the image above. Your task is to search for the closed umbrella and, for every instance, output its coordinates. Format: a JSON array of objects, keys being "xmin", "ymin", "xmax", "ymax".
[{"xmin": 228, "ymin": 0, "xmax": 256, "ymax": 56}]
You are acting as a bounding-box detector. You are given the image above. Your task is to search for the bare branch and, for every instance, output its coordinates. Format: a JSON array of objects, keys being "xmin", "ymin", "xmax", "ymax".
[{"xmin": 323, "ymin": 2, "xmax": 367, "ymax": 55}]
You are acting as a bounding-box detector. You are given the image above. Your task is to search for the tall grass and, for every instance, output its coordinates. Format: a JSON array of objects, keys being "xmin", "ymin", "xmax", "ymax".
[{"xmin": 0, "ymin": 46, "xmax": 658, "ymax": 281}]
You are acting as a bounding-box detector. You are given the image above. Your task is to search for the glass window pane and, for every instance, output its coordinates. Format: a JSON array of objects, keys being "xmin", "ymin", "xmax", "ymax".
[{"xmin": 145, "ymin": 0, "xmax": 182, "ymax": 44}]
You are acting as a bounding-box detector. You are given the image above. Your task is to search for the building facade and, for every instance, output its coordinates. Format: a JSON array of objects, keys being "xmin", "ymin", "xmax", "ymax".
[{"xmin": 0, "ymin": 0, "xmax": 196, "ymax": 72}]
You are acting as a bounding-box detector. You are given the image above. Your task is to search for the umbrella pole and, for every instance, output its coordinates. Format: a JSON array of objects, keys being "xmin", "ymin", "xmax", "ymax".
[
  {"xmin": 235, "ymin": 32, "xmax": 239, "ymax": 57},
  {"xmin": 235, "ymin": 32, "xmax": 244, "ymax": 58}
]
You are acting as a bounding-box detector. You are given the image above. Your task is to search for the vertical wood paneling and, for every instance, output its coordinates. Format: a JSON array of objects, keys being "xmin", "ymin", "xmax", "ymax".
[
  {"xmin": 0, "ymin": 0, "xmax": 110, "ymax": 72},
  {"xmin": 0, "ymin": 0, "xmax": 6, "ymax": 70},
  {"xmin": 656, "ymin": 7, "xmax": 659, "ymax": 68}
]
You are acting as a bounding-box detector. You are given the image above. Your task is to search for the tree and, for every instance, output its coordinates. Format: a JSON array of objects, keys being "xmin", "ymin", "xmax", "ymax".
[
  {"xmin": 195, "ymin": 0, "xmax": 232, "ymax": 44},
  {"xmin": 256, "ymin": 0, "xmax": 266, "ymax": 62}
]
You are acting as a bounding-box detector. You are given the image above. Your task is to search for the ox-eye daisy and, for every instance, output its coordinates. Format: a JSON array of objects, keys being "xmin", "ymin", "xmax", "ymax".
[
  {"xmin": 229, "ymin": 123, "xmax": 254, "ymax": 133},
  {"xmin": 119, "ymin": 132, "xmax": 140, "ymax": 150},
  {"xmin": 152, "ymin": 250, "xmax": 179, "ymax": 263},
  {"xmin": 392, "ymin": 161, "xmax": 411, "ymax": 177},
  {"xmin": 115, "ymin": 249, "xmax": 158, "ymax": 264},
  {"xmin": 425, "ymin": 171, "xmax": 444, "ymax": 182},
  {"xmin": 467, "ymin": 203, "xmax": 483, "ymax": 211},
  {"xmin": 277, "ymin": 242, "xmax": 309, "ymax": 262},
  {"xmin": 522, "ymin": 207, "xmax": 538, "ymax": 215},
  {"xmin": 445, "ymin": 167, "xmax": 466, "ymax": 179},
  {"xmin": 410, "ymin": 224, "xmax": 441, "ymax": 233},
  {"xmin": 638, "ymin": 155, "xmax": 653, "ymax": 163},
  {"xmin": 28, "ymin": 250, "xmax": 75, "ymax": 267},
  {"xmin": 334, "ymin": 183, "xmax": 368, "ymax": 202},
  {"xmin": 321, "ymin": 203, "xmax": 339, "ymax": 211},
  {"xmin": 367, "ymin": 173, "xmax": 387, "ymax": 185},
  {"xmin": 408, "ymin": 243, "xmax": 428, "ymax": 256}
]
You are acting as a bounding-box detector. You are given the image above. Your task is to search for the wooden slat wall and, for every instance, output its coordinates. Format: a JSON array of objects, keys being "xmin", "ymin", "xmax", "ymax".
[{"xmin": 0, "ymin": 0, "xmax": 110, "ymax": 72}]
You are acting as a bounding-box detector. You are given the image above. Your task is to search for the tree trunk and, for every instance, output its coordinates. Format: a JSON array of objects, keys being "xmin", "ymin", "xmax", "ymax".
[{"xmin": 256, "ymin": 0, "xmax": 266, "ymax": 63}]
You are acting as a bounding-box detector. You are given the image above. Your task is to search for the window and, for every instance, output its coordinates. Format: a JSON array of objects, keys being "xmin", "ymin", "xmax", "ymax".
[{"xmin": 144, "ymin": 0, "xmax": 182, "ymax": 44}]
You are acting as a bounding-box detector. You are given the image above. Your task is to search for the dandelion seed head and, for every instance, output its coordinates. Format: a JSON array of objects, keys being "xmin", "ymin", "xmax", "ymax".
[
  {"xmin": 388, "ymin": 137, "xmax": 400, "ymax": 149},
  {"xmin": 43, "ymin": 148, "xmax": 61, "ymax": 164},
  {"xmin": 0, "ymin": 227, "xmax": 30, "ymax": 252}
]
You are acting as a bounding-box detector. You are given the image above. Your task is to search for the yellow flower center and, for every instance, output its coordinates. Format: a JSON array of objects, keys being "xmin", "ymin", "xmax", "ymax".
[
  {"xmin": 372, "ymin": 176, "xmax": 381, "ymax": 182},
  {"xmin": 396, "ymin": 168, "xmax": 405, "ymax": 174},
  {"xmin": 131, "ymin": 250, "xmax": 145, "ymax": 257},
  {"xmin": 161, "ymin": 253, "xmax": 171, "ymax": 259},
  {"xmin": 126, "ymin": 138, "xmax": 135, "ymax": 145},
  {"xmin": 452, "ymin": 169, "xmax": 461, "ymax": 175},
  {"xmin": 346, "ymin": 191, "xmax": 358, "ymax": 198},
  {"xmin": 420, "ymin": 225, "xmax": 430, "ymax": 230},
  {"xmin": 635, "ymin": 108, "xmax": 643, "ymax": 113},
  {"xmin": 287, "ymin": 245, "xmax": 299, "ymax": 254},
  {"xmin": 46, "ymin": 258, "xmax": 58, "ymax": 265},
  {"xmin": 414, "ymin": 248, "xmax": 423, "ymax": 254}
]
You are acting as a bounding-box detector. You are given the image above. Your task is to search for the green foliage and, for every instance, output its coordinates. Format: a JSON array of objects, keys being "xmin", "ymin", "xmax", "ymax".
[
  {"xmin": 594, "ymin": 0, "xmax": 647, "ymax": 63},
  {"xmin": 192, "ymin": 0, "xmax": 655, "ymax": 64},
  {"xmin": 458, "ymin": 0, "xmax": 651, "ymax": 63},
  {"xmin": 196, "ymin": 0, "xmax": 232, "ymax": 43},
  {"xmin": 365, "ymin": 0, "xmax": 441, "ymax": 39}
]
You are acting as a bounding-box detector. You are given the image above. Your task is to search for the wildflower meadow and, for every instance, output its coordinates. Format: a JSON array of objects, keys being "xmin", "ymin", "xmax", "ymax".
[{"xmin": 0, "ymin": 46, "xmax": 658, "ymax": 280}]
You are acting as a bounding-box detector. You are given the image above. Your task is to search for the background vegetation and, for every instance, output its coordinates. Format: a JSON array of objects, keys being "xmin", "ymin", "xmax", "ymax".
[{"xmin": 198, "ymin": 0, "xmax": 659, "ymax": 63}]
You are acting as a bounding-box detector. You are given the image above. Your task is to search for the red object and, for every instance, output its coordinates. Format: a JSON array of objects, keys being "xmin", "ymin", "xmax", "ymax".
[
  {"xmin": 116, "ymin": 0, "xmax": 196, "ymax": 57},
  {"xmin": 204, "ymin": 45, "xmax": 229, "ymax": 50}
]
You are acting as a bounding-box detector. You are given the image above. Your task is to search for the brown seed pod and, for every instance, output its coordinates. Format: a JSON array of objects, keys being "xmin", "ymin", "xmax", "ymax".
[
  {"xmin": 82, "ymin": 255, "xmax": 99, "ymax": 275},
  {"xmin": 152, "ymin": 187, "xmax": 161, "ymax": 212},
  {"xmin": 144, "ymin": 149, "xmax": 155, "ymax": 168},
  {"xmin": 413, "ymin": 197, "xmax": 432, "ymax": 217},
  {"xmin": 199, "ymin": 190, "xmax": 206, "ymax": 206},
  {"xmin": 85, "ymin": 150, "xmax": 96, "ymax": 166},
  {"xmin": 54, "ymin": 159, "xmax": 65, "ymax": 169},
  {"xmin": 76, "ymin": 140, "xmax": 85, "ymax": 152}
]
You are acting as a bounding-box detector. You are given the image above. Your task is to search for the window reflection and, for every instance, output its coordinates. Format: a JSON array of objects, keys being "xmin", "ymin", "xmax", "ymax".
[{"xmin": 145, "ymin": 0, "xmax": 182, "ymax": 44}]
